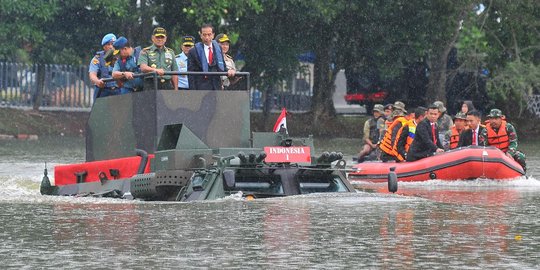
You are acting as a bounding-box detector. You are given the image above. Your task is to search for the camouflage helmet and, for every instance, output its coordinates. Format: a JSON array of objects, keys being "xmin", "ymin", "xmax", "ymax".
[
  {"xmin": 393, "ymin": 101, "xmax": 407, "ymax": 113},
  {"xmin": 372, "ymin": 104, "xmax": 384, "ymax": 113},
  {"xmin": 487, "ymin": 108, "xmax": 503, "ymax": 118},
  {"xmin": 433, "ymin": 101, "xmax": 447, "ymax": 113}
]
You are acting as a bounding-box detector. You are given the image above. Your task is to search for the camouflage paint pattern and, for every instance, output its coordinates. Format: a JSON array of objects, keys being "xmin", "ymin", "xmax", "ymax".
[{"xmin": 86, "ymin": 90, "xmax": 250, "ymax": 161}]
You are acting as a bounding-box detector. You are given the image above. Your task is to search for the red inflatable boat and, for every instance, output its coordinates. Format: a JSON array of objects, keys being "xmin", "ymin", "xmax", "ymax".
[{"xmin": 349, "ymin": 146, "xmax": 525, "ymax": 182}]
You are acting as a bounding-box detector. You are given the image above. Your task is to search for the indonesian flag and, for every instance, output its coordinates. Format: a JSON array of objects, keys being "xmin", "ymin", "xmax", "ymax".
[{"xmin": 273, "ymin": 108, "xmax": 288, "ymax": 133}]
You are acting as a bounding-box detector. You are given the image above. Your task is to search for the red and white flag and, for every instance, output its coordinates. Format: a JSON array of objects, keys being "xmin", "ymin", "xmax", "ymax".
[{"xmin": 273, "ymin": 108, "xmax": 288, "ymax": 133}]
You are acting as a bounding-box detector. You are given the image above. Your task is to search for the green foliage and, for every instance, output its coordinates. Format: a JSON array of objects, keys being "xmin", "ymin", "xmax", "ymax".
[
  {"xmin": 457, "ymin": 1, "xmax": 540, "ymax": 116},
  {"xmin": 0, "ymin": 0, "xmax": 539, "ymax": 120},
  {"xmin": 0, "ymin": 0, "xmax": 131, "ymax": 64},
  {"xmin": 182, "ymin": 0, "xmax": 262, "ymax": 26},
  {"xmin": 487, "ymin": 61, "xmax": 540, "ymax": 117}
]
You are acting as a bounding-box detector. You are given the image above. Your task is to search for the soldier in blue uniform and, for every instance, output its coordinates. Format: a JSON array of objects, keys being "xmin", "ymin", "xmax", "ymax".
[
  {"xmin": 89, "ymin": 33, "xmax": 119, "ymax": 99},
  {"xmin": 175, "ymin": 36, "xmax": 195, "ymax": 90},
  {"xmin": 111, "ymin": 37, "xmax": 143, "ymax": 94}
]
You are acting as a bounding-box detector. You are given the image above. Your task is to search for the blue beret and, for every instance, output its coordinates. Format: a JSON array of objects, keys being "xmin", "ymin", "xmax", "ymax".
[
  {"xmin": 113, "ymin": 37, "xmax": 128, "ymax": 49},
  {"xmin": 101, "ymin": 33, "xmax": 116, "ymax": 46}
]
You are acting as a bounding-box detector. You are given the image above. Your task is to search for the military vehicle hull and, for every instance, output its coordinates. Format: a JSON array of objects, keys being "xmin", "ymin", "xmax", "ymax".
[{"xmin": 41, "ymin": 90, "xmax": 354, "ymax": 200}]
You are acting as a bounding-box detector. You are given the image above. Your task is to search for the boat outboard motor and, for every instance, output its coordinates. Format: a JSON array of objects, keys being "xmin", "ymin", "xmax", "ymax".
[
  {"xmin": 40, "ymin": 163, "xmax": 58, "ymax": 195},
  {"xmin": 388, "ymin": 167, "xmax": 398, "ymax": 193}
]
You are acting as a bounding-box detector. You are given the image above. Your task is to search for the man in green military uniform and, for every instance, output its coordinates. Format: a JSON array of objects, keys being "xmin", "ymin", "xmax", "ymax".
[
  {"xmin": 138, "ymin": 27, "xmax": 178, "ymax": 90},
  {"xmin": 485, "ymin": 109, "xmax": 527, "ymax": 172}
]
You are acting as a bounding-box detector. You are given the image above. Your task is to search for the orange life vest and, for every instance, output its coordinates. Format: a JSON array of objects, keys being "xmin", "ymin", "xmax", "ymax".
[
  {"xmin": 404, "ymin": 119, "xmax": 417, "ymax": 153},
  {"xmin": 486, "ymin": 121, "xmax": 509, "ymax": 152},
  {"xmin": 380, "ymin": 116, "xmax": 408, "ymax": 160},
  {"xmin": 449, "ymin": 126, "xmax": 461, "ymax": 149}
]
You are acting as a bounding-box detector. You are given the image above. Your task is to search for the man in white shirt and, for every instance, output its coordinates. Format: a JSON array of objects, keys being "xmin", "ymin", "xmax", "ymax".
[
  {"xmin": 458, "ymin": 110, "xmax": 487, "ymax": 147},
  {"xmin": 187, "ymin": 24, "xmax": 231, "ymax": 90}
]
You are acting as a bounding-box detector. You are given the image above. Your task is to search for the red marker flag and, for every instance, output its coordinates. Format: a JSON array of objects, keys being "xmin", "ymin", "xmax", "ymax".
[{"xmin": 273, "ymin": 108, "xmax": 288, "ymax": 133}]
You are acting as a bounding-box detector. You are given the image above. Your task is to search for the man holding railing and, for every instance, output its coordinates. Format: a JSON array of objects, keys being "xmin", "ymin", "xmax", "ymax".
[
  {"xmin": 187, "ymin": 23, "xmax": 231, "ymax": 90},
  {"xmin": 138, "ymin": 27, "xmax": 178, "ymax": 90},
  {"xmin": 111, "ymin": 37, "xmax": 143, "ymax": 94}
]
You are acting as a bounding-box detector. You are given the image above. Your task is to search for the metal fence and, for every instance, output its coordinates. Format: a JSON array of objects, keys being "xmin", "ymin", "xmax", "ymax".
[
  {"xmin": 0, "ymin": 62, "xmax": 94, "ymax": 110},
  {"xmin": 0, "ymin": 61, "xmax": 313, "ymax": 111},
  {"xmin": 527, "ymin": 94, "xmax": 540, "ymax": 117}
]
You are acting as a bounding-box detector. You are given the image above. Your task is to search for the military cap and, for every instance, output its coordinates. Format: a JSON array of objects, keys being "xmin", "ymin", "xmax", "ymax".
[
  {"xmin": 433, "ymin": 101, "xmax": 447, "ymax": 113},
  {"xmin": 216, "ymin": 33, "xmax": 230, "ymax": 43},
  {"xmin": 113, "ymin": 37, "xmax": 129, "ymax": 49},
  {"xmin": 373, "ymin": 104, "xmax": 384, "ymax": 113},
  {"xmin": 393, "ymin": 101, "xmax": 407, "ymax": 113},
  {"xmin": 112, "ymin": 37, "xmax": 129, "ymax": 55},
  {"xmin": 153, "ymin": 27, "xmax": 167, "ymax": 37},
  {"xmin": 101, "ymin": 33, "xmax": 116, "ymax": 46},
  {"xmin": 182, "ymin": 35, "xmax": 195, "ymax": 46},
  {"xmin": 384, "ymin": 103, "xmax": 393, "ymax": 110},
  {"xmin": 454, "ymin": 111, "xmax": 467, "ymax": 120},
  {"xmin": 392, "ymin": 109, "xmax": 406, "ymax": 117},
  {"xmin": 487, "ymin": 108, "xmax": 503, "ymax": 118}
]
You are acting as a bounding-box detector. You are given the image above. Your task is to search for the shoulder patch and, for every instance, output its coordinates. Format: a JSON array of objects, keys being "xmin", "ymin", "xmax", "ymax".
[{"xmin": 92, "ymin": 57, "xmax": 99, "ymax": 65}]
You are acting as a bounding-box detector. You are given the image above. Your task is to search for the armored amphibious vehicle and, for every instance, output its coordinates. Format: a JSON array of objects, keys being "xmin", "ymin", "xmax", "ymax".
[{"xmin": 40, "ymin": 79, "xmax": 354, "ymax": 201}]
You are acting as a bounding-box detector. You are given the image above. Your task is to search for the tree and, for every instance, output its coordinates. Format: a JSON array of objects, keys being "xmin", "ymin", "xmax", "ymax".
[
  {"xmin": 0, "ymin": 1, "xmax": 131, "ymax": 64},
  {"xmin": 455, "ymin": 0, "xmax": 540, "ymax": 117}
]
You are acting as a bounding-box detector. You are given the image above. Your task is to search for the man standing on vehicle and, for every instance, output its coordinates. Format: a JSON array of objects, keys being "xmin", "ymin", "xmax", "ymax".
[
  {"xmin": 89, "ymin": 33, "xmax": 118, "ymax": 99},
  {"xmin": 406, "ymin": 104, "xmax": 444, "ymax": 161},
  {"xmin": 187, "ymin": 23, "xmax": 231, "ymax": 90},
  {"xmin": 111, "ymin": 37, "xmax": 143, "ymax": 94},
  {"xmin": 138, "ymin": 27, "xmax": 178, "ymax": 90},
  {"xmin": 357, "ymin": 104, "xmax": 385, "ymax": 162},
  {"xmin": 175, "ymin": 35, "xmax": 195, "ymax": 90},
  {"xmin": 485, "ymin": 109, "xmax": 526, "ymax": 171}
]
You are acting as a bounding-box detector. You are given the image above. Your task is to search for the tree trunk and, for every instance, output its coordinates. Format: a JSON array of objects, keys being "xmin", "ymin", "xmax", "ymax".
[
  {"xmin": 262, "ymin": 85, "xmax": 274, "ymax": 120},
  {"xmin": 426, "ymin": 52, "xmax": 450, "ymax": 104},
  {"xmin": 425, "ymin": 7, "xmax": 469, "ymax": 105},
  {"xmin": 33, "ymin": 64, "xmax": 45, "ymax": 111},
  {"xmin": 311, "ymin": 45, "xmax": 337, "ymax": 125}
]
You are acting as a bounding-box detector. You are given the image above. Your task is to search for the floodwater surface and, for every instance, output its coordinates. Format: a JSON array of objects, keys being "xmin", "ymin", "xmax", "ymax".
[{"xmin": 0, "ymin": 137, "xmax": 539, "ymax": 269}]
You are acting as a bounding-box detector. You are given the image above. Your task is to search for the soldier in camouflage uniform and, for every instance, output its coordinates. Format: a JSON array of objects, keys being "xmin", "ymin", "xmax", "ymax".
[
  {"xmin": 138, "ymin": 27, "xmax": 178, "ymax": 90},
  {"xmin": 485, "ymin": 109, "xmax": 527, "ymax": 171},
  {"xmin": 434, "ymin": 101, "xmax": 453, "ymax": 144},
  {"xmin": 357, "ymin": 104, "xmax": 385, "ymax": 162}
]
